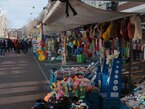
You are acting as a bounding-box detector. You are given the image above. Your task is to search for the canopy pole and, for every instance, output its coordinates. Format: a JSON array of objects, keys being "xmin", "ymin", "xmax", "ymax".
[
  {"xmin": 61, "ymin": 31, "xmax": 67, "ymax": 65},
  {"xmin": 129, "ymin": 39, "xmax": 132, "ymax": 91},
  {"xmin": 42, "ymin": 23, "xmax": 44, "ymax": 43}
]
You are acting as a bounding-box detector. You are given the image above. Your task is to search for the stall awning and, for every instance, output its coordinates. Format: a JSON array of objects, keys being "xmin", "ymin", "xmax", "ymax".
[
  {"xmin": 36, "ymin": 2, "xmax": 56, "ymax": 25},
  {"xmin": 43, "ymin": 0, "xmax": 134, "ymax": 33}
]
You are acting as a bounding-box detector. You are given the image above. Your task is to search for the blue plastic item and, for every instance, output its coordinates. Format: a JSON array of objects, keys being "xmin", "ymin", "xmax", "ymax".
[{"xmin": 50, "ymin": 69, "xmax": 57, "ymax": 90}]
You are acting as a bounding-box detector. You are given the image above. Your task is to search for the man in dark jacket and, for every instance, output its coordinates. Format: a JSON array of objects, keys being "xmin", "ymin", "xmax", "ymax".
[
  {"xmin": 0, "ymin": 40, "xmax": 2, "ymax": 57},
  {"xmin": 0, "ymin": 40, "xmax": 6, "ymax": 57},
  {"xmin": 22, "ymin": 39, "xmax": 29, "ymax": 54}
]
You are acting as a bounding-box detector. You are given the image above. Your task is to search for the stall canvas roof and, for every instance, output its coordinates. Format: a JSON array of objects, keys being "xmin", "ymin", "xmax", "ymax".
[{"xmin": 43, "ymin": 0, "xmax": 134, "ymax": 33}]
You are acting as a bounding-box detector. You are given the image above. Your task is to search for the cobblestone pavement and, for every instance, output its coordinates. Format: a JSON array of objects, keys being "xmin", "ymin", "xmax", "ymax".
[{"xmin": 0, "ymin": 50, "xmax": 50, "ymax": 109}]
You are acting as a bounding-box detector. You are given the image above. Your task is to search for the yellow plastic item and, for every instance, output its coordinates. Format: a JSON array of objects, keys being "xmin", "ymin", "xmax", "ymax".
[
  {"xmin": 38, "ymin": 54, "xmax": 46, "ymax": 61},
  {"xmin": 103, "ymin": 23, "xmax": 113, "ymax": 41},
  {"xmin": 82, "ymin": 33, "xmax": 87, "ymax": 41},
  {"xmin": 73, "ymin": 40, "xmax": 77, "ymax": 46},
  {"xmin": 77, "ymin": 41, "xmax": 80, "ymax": 47}
]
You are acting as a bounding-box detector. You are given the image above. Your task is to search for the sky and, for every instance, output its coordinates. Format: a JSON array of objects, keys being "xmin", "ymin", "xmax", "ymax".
[{"xmin": 0, "ymin": 0, "xmax": 48, "ymax": 29}]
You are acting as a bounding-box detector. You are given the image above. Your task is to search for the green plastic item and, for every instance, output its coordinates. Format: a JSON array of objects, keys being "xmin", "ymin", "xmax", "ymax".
[
  {"xmin": 77, "ymin": 55, "xmax": 80, "ymax": 63},
  {"xmin": 77, "ymin": 54, "xmax": 85, "ymax": 63}
]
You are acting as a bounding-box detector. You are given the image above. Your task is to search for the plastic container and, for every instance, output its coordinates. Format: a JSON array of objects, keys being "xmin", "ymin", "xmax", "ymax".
[{"xmin": 77, "ymin": 54, "xmax": 85, "ymax": 63}]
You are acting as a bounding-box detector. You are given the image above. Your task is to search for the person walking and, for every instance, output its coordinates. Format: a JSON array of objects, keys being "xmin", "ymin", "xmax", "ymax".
[
  {"xmin": 5, "ymin": 39, "xmax": 9, "ymax": 52},
  {"xmin": 22, "ymin": 39, "xmax": 29, "ymax": 54},
  {"xmin": 9, "ymin": 39, "xmax": 13, "ymax": 51},
  {"xmin": 16, "ymin": 40, "xmax": 21, "ymax": 55},
  {"xmin": 0, "ymin": 40, "xmax": 6, "ymax": 57},
  {"xmin": 24, "ymin": 39, "xmax": 29, "ymax": 54},
  {"xmin": 0, "ymin": 40, "xmax": 2, "ymax": 57}
]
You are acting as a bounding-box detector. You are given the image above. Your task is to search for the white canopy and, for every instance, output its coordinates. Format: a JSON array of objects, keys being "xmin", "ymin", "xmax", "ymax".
[{"xmin": 43, "ymin": 0, "xmax": 134, "ymax": 33}]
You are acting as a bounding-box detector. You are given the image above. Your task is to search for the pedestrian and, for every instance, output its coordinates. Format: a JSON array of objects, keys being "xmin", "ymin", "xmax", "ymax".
[
  {"xmin": 25, "ymin": 39, "xmax": 29, "ymax": 54},
  {"xmin": 0, "ymin": 40, "xmax": 6, "ymax": 57},
  {"xmin": 7, "ymin": 39, "xmax": 11, "ymax": 52},
  {"xmin": 22, "ymin": 39, "xmax": 29, "ymax": 54},
  {"xmin": 0, "ymin": 40, "xmax": 2, "ymax": 57},
  {"xmin": 13, "ymin": 39, "xmax": 17, "ymax": 51},
  {"xmin": 16, "ymin": 40, "xmax": 21, "ymax": 55},
  {"xmin": 29, "ymin": 40, "xmax": 32, "ymax": 49},
  {"xmin": 5, "ymin": 39, "xmax": 9, "ymax": 52},
  {"xmin": 10, "ymin": 40, "xmax": 14, "ymax": 51}
]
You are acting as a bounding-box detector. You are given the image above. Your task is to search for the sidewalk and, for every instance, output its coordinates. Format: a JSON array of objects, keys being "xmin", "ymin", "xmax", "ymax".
[{"xmin": 0, "ymin": 51, "xmax": 50, "ymax": 109}]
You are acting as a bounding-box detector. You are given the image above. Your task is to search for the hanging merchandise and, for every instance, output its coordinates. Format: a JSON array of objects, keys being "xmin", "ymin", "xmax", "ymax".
[
  {"xmin": 89, "ymin": 40, "xmax": 95, "ymax": 58},
  {"xmin": 32, "ymin": 37, "xmax": 39, "ymax": 55},
  {"xmin": 130, "ymin": 15, "xmax": 142, "ymax": 41},
  {"xmin": 97, "ymin": 25, "xmax": 103, "ymax": 39},
  {"xmin": 86, "ymin": 30, "xmax": 91, "ymax": 43},
  {"xmin": 110, "ymin": 21, "xmax": 116, "ymax": 38},
  {"xmin": 95, "ymin": 38, "xmax": 99, "ymax": 53},
  {"xmin": 82, "ymin": 31, "xmax": 87, "ymax": 43},
  {"xmin": 115, "ymin": 20, "xmax": 123, "ymax": 39},
  {"xmin": 120, "ymin": 18, "xmax": 130, "ymax": 41},
  {"xmin": 32, "ymin": 34, "xmax": 47, "ymax": 61},
  {"xmin": 127, "ymin": 20, "xmax": 135, "ymax": 40},
  {"xmin": 99, "ymin": 39, "xmax": 103, "ymax": 50},
  {"xmin": 102, "ymin": 23, "xmax": 113, "ymax": 41},
  {"xmin": 90, "ymin": 24, "xmax": 96, "ymax": 39}
]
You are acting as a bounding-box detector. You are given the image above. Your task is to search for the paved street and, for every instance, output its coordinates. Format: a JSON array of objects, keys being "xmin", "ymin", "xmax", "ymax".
[{"xmin": 0, "ymin": 50, "xmax": 50, "ymax": 109}]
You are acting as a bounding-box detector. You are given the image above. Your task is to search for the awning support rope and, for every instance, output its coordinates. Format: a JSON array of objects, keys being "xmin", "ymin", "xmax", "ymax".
[{"xmin": 50, "ymin": 0, "xmax": 77, "ymax": 17}]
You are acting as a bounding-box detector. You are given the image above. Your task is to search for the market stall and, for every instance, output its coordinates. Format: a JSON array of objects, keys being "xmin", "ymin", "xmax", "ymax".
[{"xmin": 32, "ymin": 0, "xmax": 145, "ymax": 109}]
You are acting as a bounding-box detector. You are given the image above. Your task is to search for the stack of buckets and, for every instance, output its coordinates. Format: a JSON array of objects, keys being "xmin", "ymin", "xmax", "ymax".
[{"xmin": 77, "ymin": 54, "xmax": 86, "ymax": 63}]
